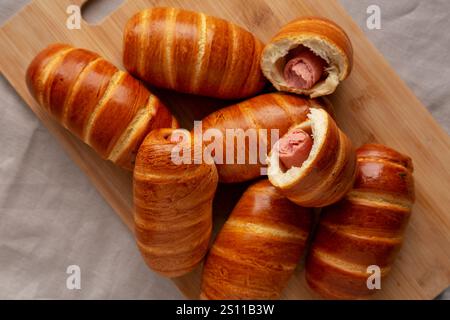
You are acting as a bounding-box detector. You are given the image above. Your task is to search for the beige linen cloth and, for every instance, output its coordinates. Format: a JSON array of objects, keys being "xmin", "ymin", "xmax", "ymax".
[{"xmin": 0, "ymin": 0, "xmax": 449, "ymax": 299}]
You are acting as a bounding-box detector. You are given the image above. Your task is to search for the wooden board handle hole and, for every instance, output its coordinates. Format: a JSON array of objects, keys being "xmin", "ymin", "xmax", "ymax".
[{"xmin": 81, "ymin": 0, "xmax": 124, "ymax": 25}]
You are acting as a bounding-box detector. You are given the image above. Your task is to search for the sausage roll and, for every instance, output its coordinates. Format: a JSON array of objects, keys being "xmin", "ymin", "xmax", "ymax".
[
  {"xmin": 123, "ymin": 7, "xmax": 266, "ymax": 99},
  {"xmin": 261, "ymin": 17, "xmax": 353, "ymax": 98},
  {"xmin": 306, "ymin": 144, "xmax": 415, "ymax": 299},
  {"xmin": 267, "ymin": 108, "xmax": 356, "ymax": 207},
  {"xmin": 201, "ymin": 180, "xmax": 313, "ymax": 299},
  {"xmin": 26, "ymin": 43, "xmax": 177, "ymax": 170}
]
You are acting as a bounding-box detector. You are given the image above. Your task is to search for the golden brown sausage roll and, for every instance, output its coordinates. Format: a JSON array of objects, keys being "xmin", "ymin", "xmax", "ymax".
[
  {"xmin": 306, "ymin": 144, "xmax": 415, "ymax": 299},
  {"xmin": 124, "ymin": 7, "xmax": 266, "ymax": 99},
  {"xmin": 201, "ymin": 180, "xmax": 313, "ymax": 299},
  {"xmin": 268, "ymin": 108, "xmax": 356, "ymax": 207},
  {"xmin": 261, "ymin": 17, "xmax": 353, "ymax": 98}
]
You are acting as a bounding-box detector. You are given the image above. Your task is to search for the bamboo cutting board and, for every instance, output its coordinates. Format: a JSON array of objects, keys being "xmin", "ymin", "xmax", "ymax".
[{"xmin": 1, "ymin": 0, "xmax": 450, "ymax": 300}]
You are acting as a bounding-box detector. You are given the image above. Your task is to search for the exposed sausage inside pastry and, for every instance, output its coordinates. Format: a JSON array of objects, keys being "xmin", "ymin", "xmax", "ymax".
[
  {"xmin": 267, "ymin": 108, "xmax": 356, "ymax": 207},
  {"xmin": 261, "ymin": 17, "xmax": 353, "ymax": 98},
  {"xmin": 278, "ymin": 128, "xmax": 313, "ymax": 169},
  {"xmin": 200, "ymin": 93, "xmax": 333, "ymax": 183},
  {"xmin": 283, "ymin": 46, "xmax": 327, "ymax": 89}
]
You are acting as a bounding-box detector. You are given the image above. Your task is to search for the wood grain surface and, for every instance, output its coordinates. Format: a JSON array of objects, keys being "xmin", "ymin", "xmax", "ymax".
[{"xmin": 0, "ymin": 0, "xmax": 449, "ymax": 299}]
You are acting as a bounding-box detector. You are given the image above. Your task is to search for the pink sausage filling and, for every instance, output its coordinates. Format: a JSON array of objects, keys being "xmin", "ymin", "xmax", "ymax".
[
  {"xmin": 283, "ymin": 46, "xmax": 327, "ymax": 89},
  {"xmin": 278, "ymin": 129, "xmax": 313, "ymax": 169}
]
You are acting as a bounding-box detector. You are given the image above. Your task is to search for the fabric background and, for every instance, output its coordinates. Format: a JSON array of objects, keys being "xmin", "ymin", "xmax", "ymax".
[{"xmin": 0, "ymin": 0, "xmax": 449, "ymax": 299}]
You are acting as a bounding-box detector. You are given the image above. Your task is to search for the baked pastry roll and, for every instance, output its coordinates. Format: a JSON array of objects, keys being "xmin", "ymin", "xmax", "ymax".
[
  {"xmin": 201, "ymin": 93, "xmax": 332, "ymax": 183},
  {"xmin": 305, "ymin": 144, "xmax": 415, "ymax": 299},
  {"xmin": 200, "ymin": 180, "xmax": 313, "ymax": 299},
  {"xmin": 133, "ymin": 129, "xmax": 218, "ymax": 277},
  {"xmin": 267, "ymin": 108, "xmax": 356, "ymax": 207},
  {"xmin": 261, "ymin": 17, "xmax": 353, "ymax": 98},
  {"xmin": 124, "ymin": 7, "xmax": 266, "ymax": 99},
  {"xmin": 26, "ymin": 43, "xmax": 177, "ymax": 170}
]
